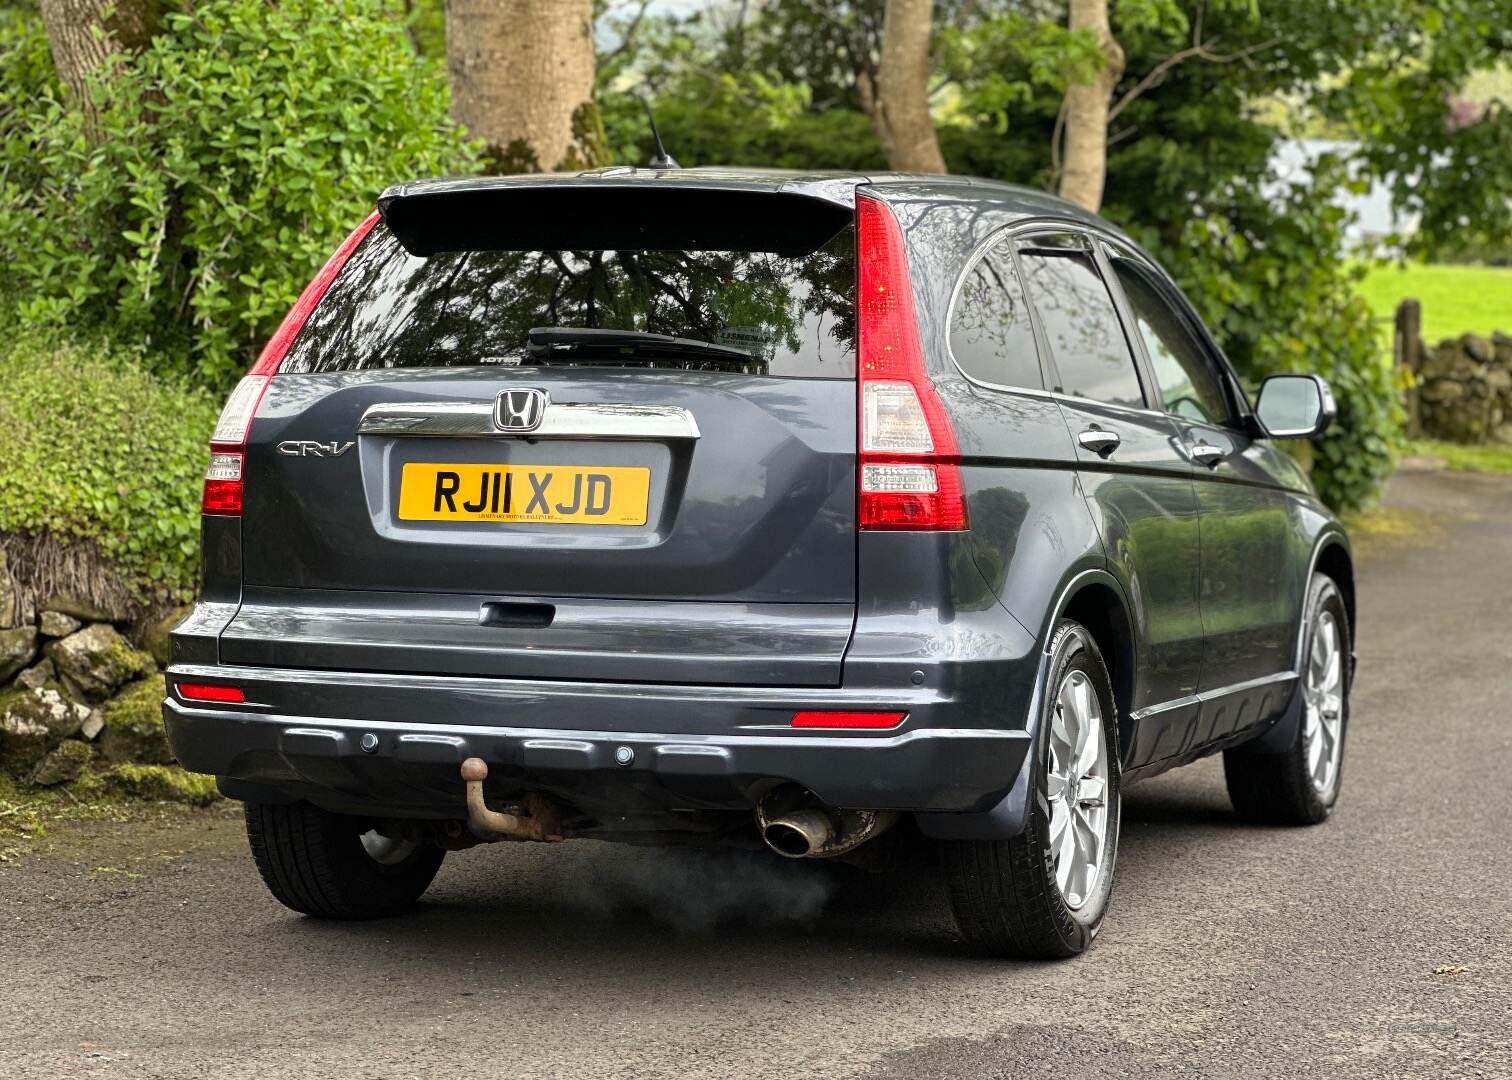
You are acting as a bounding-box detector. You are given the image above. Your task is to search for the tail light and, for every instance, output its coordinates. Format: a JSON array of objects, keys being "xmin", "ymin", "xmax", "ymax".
[
  {"xmin": 201, "ymin": 211, "xmax": 380, "ymax": 516},
  {"xmin": 855, "ymin": 194, "xmax": 967, "ymax": 531}
]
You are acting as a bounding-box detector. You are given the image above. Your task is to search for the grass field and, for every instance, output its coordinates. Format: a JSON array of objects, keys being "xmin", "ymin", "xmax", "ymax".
[{"xmin": 1357, "ymin": 262, "xmax": 1512, "ymax": 343}]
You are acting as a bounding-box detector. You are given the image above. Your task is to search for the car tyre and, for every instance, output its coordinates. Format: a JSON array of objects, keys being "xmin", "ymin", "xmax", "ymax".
[
  {"xmin": 1224, "ymin": 573, "xmax": 1351, "ymax": 826},
  {"xmin": 245, "ymin": 801, "xmax": 445, "ymax": 919},
  {"xmin": 942, "ymin": 620, "xmax": 1122, "ymax": 959}
]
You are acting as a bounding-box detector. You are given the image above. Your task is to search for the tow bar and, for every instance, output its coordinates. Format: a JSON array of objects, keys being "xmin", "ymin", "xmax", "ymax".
[{"xmin": 459, "ymin": 758, "xmax": 565, "ymax": 843}]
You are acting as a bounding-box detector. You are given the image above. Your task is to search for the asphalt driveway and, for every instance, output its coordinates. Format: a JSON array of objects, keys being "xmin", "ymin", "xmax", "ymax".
[{"xmin": 2, "ymin": 466, "xmax": 1509, "ymax": 1079}]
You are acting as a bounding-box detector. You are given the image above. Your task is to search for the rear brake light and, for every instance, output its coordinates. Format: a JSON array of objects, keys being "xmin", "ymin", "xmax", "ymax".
[
  {"xmin": 791, "ymin": 711, "xmax": 906, "ymax": 730},
  {"xmin": 855, "ymin": 195, "xmax": 966, "ymax": 531},
  {"xmin": 177, "ymin": 683, "xmax": 246, "ymax": 704},
  {"xmin": 201, "ymin": 451, "xmax": 245, "ymax": 515},
  {"xmin": 201, "ymin": 211, "xmax": 380, "ymax": 517}
]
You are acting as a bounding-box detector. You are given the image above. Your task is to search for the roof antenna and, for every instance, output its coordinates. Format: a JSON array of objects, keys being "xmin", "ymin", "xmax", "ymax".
[{"xmin": 640, "ymin": 96, "xmax": 680, "ymax": 170}]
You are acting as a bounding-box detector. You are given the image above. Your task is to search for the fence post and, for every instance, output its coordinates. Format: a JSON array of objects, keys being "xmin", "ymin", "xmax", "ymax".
[{"xmin": 1395, "ymin": 298, "xmax": 1422, "ymax": 438}]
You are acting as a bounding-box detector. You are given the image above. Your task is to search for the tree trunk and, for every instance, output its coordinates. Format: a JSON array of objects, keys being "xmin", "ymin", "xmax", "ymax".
[
  {"xmin": 39, "ymin": 0, "xmax": 158, "ymax": 131},
  {"xmin": 445, "ymin": 0, "xmax": 599, "ymax": 174},
  {"xmin": 1058, "ymin": 0, "xmax": 1124, "ymax": 212},
  {"xmin": 870, "ymin": 0, "xmax": 946, "ymax": 174}
]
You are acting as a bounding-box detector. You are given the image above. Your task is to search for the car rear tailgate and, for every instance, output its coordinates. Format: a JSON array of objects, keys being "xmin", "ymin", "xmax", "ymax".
[{"xmin": 221, "ymin": 184, "xmax": 860, "ymax": 688}]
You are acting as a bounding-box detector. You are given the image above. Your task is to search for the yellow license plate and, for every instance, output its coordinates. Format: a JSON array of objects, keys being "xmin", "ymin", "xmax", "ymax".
[{"xmin": 398, "ymin": 463, "xmax": 651, "ymax": 525}]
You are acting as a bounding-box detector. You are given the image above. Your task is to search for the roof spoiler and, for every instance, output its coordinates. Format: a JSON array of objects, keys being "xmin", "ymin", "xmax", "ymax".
[{"xmin": 377, "ymin": 178, "xmax": 855, "ymax": 257}]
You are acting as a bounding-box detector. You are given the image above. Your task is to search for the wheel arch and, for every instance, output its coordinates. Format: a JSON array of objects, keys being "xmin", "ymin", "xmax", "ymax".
[
  {"xmin": 1054, "ymin": 573, "xmax": 1138, "ymax": 761},
  {"xmin": 1313, "ymin": 537, "xmax": 1356, "ymax": 640}
]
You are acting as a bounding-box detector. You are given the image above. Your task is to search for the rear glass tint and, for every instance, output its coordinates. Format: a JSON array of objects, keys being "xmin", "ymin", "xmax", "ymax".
[{"xmin": 282, "ymin": 221, "xmax": 857, "ymax": 378}]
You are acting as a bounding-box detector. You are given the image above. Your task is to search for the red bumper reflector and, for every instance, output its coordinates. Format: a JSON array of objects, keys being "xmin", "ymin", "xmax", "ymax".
[
  {"xmin": 177, "ymin": 683, "xmax": 246, "ymax": 704},
  {"xmin": 791, "ymin": 711, "xmax": 906, "ymax": 730}
]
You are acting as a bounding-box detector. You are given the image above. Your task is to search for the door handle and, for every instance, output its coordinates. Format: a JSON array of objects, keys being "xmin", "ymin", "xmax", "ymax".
[
  {"xmin": 1189, "ymin": 442, "xmax": 1226, "ymax": 468},
  {"xmin": 1077, "ymin": 429, "xmax": 1121, "ymax": 457}
]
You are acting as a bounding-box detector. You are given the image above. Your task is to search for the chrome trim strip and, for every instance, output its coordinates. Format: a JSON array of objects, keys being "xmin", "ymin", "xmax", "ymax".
[
  {"xmin": 166, "ymin": 662, "xmax": 937, "ymax": 707},
  {"xmin": 358, "ymin": 400, "xmax": 701, "ymax": 441},
  {"xmin": 1128, "ymin": 670, "xmax": 1298, "ymax": 722}
]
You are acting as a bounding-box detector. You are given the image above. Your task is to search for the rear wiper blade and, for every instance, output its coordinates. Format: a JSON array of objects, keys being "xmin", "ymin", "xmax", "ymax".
[{"xmin": 526, "ymin": 327, "xmax": 754, "ymax": 364}]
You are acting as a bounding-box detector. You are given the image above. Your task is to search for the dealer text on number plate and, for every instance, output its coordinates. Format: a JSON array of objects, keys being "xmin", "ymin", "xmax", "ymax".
[{"xmin": 398, "ymin": 463, "xmax": 651, "ymax": 525}]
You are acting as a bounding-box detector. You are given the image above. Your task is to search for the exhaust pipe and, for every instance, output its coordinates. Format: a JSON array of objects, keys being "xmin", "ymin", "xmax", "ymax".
[
  {"xmin": 755, "ymin": 791, "xmax": 897, "ymax": 859},
  {"xmin": 761, "ymin": 809, "xmax": 836, "ymax": 858},
  {"xmin": 459, "ymin": 758, "xmax": 565, "ymax": 843}
]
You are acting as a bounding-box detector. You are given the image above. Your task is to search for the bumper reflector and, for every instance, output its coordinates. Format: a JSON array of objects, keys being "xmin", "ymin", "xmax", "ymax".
[
  {"xmin": 177, "ymin": 683, "xmax": 246, "ymax": 704},
  {"xmin": 791, "ymin": 711, "xmax": 906, "ymax": 730}
]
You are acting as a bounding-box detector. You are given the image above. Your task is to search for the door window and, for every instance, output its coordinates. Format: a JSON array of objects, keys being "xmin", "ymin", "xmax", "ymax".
[
  {"xmin": 1110, "ymin": 257, "xmax": 1231, "ymax": 425},
  {"xmin": 1017, "ymin": 239, "xmax": 1144, "ymax": 409},
  {"xmin": 949, "ymin": 242, "xmax": 1042, "ymax": 389}
]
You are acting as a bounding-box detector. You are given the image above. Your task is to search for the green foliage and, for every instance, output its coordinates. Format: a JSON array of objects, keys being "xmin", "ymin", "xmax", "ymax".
[
  {"xmin": 606, "ymin": 0, "xmax": 1425, "ymax": 509},
  {"xmin": 0, "ymin": 0, "xmax": 479, "ymax": 391},
  {"xmin": 1119, "ymin": 158, "xmax": 1406, "ymax": 511},
  {"xmin": 1318, "ymin": 0, "xmax": 1512, "ymax": 261},
  {"xmin": 0, "ymin": 330, "xmax": 220, "ymax": 602},
  {"xmin": 607, "ymin": 70, "xmax": 884, "ymax": 172}
]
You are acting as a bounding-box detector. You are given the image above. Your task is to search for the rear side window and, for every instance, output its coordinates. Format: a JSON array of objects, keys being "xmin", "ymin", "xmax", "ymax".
[
  {"xmin": 1017, "ymin": 240, "xmax": 1143, "ymax": 410},
  {"xmin": 283, "ymin": 221, "xmax": 857, "ymax": 378},
  {"xmin": 949, "ymin": 241, "xmax": 1042, "ymax": 390}
]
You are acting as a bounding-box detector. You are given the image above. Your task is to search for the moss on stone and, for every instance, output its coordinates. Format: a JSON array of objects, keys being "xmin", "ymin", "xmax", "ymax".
[
  {"xmin": 30, "ymin": 739, "xmax": 91, "ymax": 786},
  {"xmin": 45, "ymin": 623, "xmax": 155, "ymax": 702},
  {"xmin": 141, "ymin": 605, "xmax": 189, "ymax": 669},
  {"xmin": 99, "ymin": 674, "xmax": 172, "ymax": 765},
  {"xmin": 101, "ymin": 764, "xmax": 219, "ymax": 807},
  {"xmin": 0, "ymin": 685, "xmax": 93, "ymax": 776}
]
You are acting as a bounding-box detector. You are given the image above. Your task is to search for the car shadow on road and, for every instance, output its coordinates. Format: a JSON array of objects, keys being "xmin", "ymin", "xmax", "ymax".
[{"xmin": 247, "ymin": 768, "xmax": 1258, "ymax": 987}]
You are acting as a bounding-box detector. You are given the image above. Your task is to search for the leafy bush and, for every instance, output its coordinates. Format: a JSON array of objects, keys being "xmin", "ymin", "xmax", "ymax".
[
  {"xmin": 0, "ymin": 0, "xmax": 479, "ymax": 391},
  {"xmin": 0, "ymin": 331, "xmax": 220, "ymax": 604},
  {"xmin": 1118, "ymin": 159, "xmax": 1406, "ymax": 512}
]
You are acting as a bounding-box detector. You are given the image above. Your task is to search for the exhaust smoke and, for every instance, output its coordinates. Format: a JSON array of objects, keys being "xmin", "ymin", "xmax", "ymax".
[{"xmin": 565, "ymin": 845, "xmax": 838, "ymax": 932}]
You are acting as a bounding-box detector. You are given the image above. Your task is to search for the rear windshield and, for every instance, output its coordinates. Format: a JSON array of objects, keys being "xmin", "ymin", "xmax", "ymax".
[{"xmin": 282, "ymin": 221, "xmax": 857, "ymax": 378}]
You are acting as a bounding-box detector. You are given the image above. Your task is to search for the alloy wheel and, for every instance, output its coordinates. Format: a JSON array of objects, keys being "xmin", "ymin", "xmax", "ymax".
[
  {"xmin": 359, "ymin": 829, "xmax": 420, "ymax": 867},
  {"xmin": 1303, "ymin": 609, "xmax": 1346, "ymax": 796},
  {"xmin": 1046, "ymin": 669, "xmax": 1111, "ymax": 910}
]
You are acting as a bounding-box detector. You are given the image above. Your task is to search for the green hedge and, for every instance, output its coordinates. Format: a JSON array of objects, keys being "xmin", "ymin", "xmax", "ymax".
[
  {"xmin": 0, "ymin": 0, "xmax": 479, "ymax": 390},
  {"xmin": 0, "ymin": 331, "xmax": 219, "ymax": 602}
]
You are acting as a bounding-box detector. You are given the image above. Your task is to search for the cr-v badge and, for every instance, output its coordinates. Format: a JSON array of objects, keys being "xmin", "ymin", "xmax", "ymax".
[
  {"xmin": 495, "ymin": 387, "xmax": 548, "ymax": 432},
  {"xmin": 277, "ymin": 440, "xmax": 354, "ymax": 457}
]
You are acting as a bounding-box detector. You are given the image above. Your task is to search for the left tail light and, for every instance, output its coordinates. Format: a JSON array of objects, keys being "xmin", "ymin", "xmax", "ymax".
[{"xmin": 201, "ymin": 211, "xmax": 380, "ymax": 517}]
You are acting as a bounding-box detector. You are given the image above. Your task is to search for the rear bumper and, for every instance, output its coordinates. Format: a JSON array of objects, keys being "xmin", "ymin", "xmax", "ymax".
[{"xmin": 163, "ymin": 663, "xmax": 1032, "ymax": 819}]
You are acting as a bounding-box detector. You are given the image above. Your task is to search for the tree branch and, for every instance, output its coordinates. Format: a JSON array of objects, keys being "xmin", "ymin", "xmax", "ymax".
[
  {"xmin": 599, "ymin": 0, "xmax": 655, "ymax": 68},
  {"xmin": 1107, "ymin": 35, "xmax": 1281, "ymax": 125}
]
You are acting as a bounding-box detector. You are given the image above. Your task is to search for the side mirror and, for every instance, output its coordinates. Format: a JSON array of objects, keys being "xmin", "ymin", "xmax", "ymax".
[{"xmin": 1254, "ymin": 374, "xmax": 1336, "ymax": 439}]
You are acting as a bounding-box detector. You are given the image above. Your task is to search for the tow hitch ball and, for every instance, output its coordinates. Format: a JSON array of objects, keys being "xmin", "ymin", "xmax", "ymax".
[{"xmin": 459, "ymin": 758, "xmax": 564, "ymax": 843}]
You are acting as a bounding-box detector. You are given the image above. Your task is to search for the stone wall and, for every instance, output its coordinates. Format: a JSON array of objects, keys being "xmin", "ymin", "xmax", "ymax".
[
  {"xmin": 0, "ymin": 549, "xmax": 206, "ymax": 800},
  {"xmin": 1410, "ymin": 332, "xmax": 1512, "ymax": 445}
]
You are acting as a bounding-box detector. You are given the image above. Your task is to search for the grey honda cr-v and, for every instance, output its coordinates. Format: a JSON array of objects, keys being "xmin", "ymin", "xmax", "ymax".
[{"xmin": 166, "ymin": 168, "xmax": 1354, "ymax": 959}]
